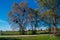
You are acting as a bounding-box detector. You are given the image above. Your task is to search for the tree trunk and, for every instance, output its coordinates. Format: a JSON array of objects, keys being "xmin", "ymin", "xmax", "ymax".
[
  {"xmin": 49, "ymin": 27, "xmax": 51, "ymax": 33},
  {"xmin": 21, "ymin": 26, "xmax": 25, "ymax": 35},
  {"xmin": 19, "ymin": 25, "xmax": 25, "ymax": 35},
  {"xmin": 31, "ymin": 24, "xmax": 34, "ymax": 34},
  {"xmin": 53, "ymin": 27, "xmax": 57, "ymax": 35},
  {"xmin": 48, "ymin": 17, "xmax": 52, "ymax": 33},
  {"xmin": 34, "ymin": 23, "xmax": 37, "ymax": 34},
  {"xmin": 53, "ymin": 17, "xmax": 57, "ymax": 35},
  {"xmin": 32, "ymin": 25, "xmax": 36, "ymax": 34}
]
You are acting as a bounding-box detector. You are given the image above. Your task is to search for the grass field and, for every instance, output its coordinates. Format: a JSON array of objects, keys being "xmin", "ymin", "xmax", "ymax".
[
  {"xmin": 0, "ymin": 31, "xmax": 60, "ymax": 40},
  {"xmin": 0, "ymin": 35, "xmax": 60, "ymax": 40}
]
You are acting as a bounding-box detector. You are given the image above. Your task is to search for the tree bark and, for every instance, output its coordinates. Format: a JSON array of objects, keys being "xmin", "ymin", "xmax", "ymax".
[
  {"xmin": 19, "ymin": 25, "xmax": 25, "ymax": 35},
  {"xmin": 53, "ymin": 17, "xmax": 57, "ymax": 35}
]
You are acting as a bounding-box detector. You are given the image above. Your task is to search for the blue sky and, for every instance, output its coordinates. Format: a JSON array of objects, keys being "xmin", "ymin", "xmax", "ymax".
[
  {"xmin": 0, "ymin": 0, "xmax": 57, "ymax": 31},
  {"xmin": 0, "ymin": 0, "xmax": 39, "ymax": 31}
]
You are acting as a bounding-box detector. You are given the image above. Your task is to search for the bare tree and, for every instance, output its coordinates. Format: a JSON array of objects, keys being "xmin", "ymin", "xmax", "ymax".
[
  {"xmin": 36, "ymin": 0, "xmax": 60, "ymax": 34},
  {"xmin": 8, "ymin": 2, "xmax": 28, "ymax": 34}
]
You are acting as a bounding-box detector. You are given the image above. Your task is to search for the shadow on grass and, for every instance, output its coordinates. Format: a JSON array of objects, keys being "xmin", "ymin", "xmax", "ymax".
[
  {"xmin": 40, "ymin": 32, "xmax": 52, "ymax": 34},
  {"xmin": 0, "ymin": 37, "xmax": 21, "ymax": 40}
]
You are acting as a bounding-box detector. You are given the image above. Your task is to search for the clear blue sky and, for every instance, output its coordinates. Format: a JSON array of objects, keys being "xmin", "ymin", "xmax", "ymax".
[{"xmin": 0, "ymin": 0, "xmax": 39, "ymax": 31}]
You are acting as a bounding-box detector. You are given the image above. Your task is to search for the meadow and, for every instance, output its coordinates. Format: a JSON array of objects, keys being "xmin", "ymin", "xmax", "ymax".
[{"xmin": 0, "ymin": 35, "xmax": 60, "ymax": 40}]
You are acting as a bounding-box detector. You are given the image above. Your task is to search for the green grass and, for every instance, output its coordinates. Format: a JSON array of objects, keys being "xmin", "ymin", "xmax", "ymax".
[
  {"xmin": 0, "ymin": 31, "xmax": 60, "ymax": 40},
  {"xmin": 0, "ymin": 31, "xmax": 20, "ymax": 35},
  {"xmin": 19, "ymin": 36, "xmax": 60, "ymax": 40},
  {"xmin": 0, "ymin": 35, "xmax": 60, "ymax": 40}
]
